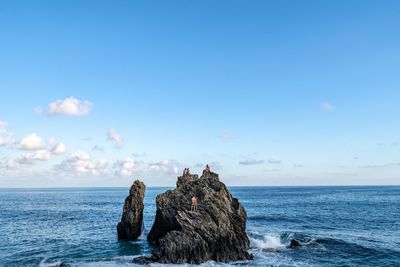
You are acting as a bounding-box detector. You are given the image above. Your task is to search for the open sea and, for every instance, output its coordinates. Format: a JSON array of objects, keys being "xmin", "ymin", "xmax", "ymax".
[{"xmin": 0, "ymin": 186, "xmax": 399, "ymax": 267}]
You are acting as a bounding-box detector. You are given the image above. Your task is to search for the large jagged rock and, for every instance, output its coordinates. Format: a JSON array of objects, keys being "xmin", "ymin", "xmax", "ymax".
[
  {"xmin": 143, "ymin": 171, "xmax": 252, "ymax": 264},
  {"xmin": 117, "ymin": 180, "xmax": 146, "ymax": 240}
]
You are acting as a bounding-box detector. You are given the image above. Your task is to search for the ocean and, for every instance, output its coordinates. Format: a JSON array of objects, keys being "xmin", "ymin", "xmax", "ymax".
[{"xmin": 0, "ymin": 186, "xmax": 399, "ymax": 267}]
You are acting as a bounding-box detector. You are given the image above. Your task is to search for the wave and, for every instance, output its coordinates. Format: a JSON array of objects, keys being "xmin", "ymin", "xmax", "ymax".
[
  {"xmin": 248, "ymin": 231, "xmax": 321, "ymax": 252},
  {"xmin": 71, "ymin": 256, "xmax": 248, "ymax": 267},
  {"xmin": 71, "ymin": 256, "xmax": 137, "ymax": 266},
  {"xmin": 39, "ymin": 258, "xmax": 65, "ymax": 267},
  {"xmin": 250, "ymin": 233, "xmax": 287, "ymax": 250},
  {"xmin": 248, "ymin": 230, "xmax": 399, "ymax": 262}
]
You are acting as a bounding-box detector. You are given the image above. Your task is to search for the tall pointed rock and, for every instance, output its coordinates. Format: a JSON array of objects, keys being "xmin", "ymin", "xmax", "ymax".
[{"xmin": 117, "ymin": 180, "xmax": 146, "ymax": 240}]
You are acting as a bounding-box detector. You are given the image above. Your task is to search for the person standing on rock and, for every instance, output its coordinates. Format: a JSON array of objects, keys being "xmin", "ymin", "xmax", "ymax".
[
  {"xmin": 191, "ymin": 196, "xmax": 198, "ymax": 212},
  {"xmin": 205, "ymin": 164, "xmax": 211, "ymax": 172}
]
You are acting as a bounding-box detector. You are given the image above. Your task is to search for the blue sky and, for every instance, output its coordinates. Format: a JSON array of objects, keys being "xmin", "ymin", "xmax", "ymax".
[{"xmin": 1, "ymin": 0, "xmax": 400, "ymax": 187}]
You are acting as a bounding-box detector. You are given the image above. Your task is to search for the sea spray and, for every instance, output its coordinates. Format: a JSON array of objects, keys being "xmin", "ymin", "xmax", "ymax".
[{"xmin": 250, "ymin": 233, "xmax": 286, "ymax": 250}]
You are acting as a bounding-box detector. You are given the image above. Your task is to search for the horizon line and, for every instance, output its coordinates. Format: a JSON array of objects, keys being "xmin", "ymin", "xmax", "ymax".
[{"xmin": 0, "ymin": 184, "xmax": 399, "ymax": 190}]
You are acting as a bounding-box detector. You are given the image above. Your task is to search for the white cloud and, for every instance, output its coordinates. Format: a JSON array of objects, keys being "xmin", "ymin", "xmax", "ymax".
[
  {"xmin": 0, "ymin": 121, "xmax": 6, "ymax": 131},
  {"xmin": 68, "ymin": 151, "xmax": 91, "ymax": 162},
  {"xmin": 321, "ymin": 102, "xmax": 334, "ymax": 111},
  {"xmin": 38, "ymin": 97, "xmax": 93, "ymax": 116},
  {"xmin": 268, "ymin": 158, "xmax": 282, "ymax": 164},
  {"xmin": 91, "ymin": 145, "xmax": 104, "ymax": 152},
  {"xmin": 264, "ymin": 169, "xmax": 280, "ymax": 172},
  {"xmin": 0, "ymin": 120, "xmax": 14, "ymax": 146},
  {"xmin": 0, "ymin": 157, "xmax": 20, "ymax": 174},
  {"xmin": 107, "ymin": 128, "xmax": 124, "ymax": 147},
  {"xmin": 17, "ymin": 133, "xmax": 44, "ymax": 150},
  {"xmin": 361, "ymin": 163, "xmax": 400, "ymax": 169},
  {"xmin": 5, "ymin": 135, "xmax": 67, "ymax": 166},
  {"xmin": 6, "ymin": 158, "xmax": 20, "ymax": 170},
  {"xmin": 48, "ymin": 137, "xmax": 56, "ymax": 146},
  {"xmin": 113, "ymin": 159, "xmax": 181, "ymax": 178},
  {"xmin": 194, "ymin": 161, "xmax": 222, "ymax": 171},
  {"xmin": 55, "ymin": 151, "xmax": 108, "ymax": 176},
  {"xmin": 218, "ymin": 133, "xmax": 233, "ymax": 141},
  {"xmin": 34, "ymin": 107, "xmax": 44, "ymax": 114},
  {"xmin": 17, "ymin": 149, "xmax": 51, "ymax": 165},
  {"xmin": 147, "ymin": 160, "xmax": 180, "ymax": 175},
  {"xmin": 86, "ymin": 159, "xmax": 108, "ymax": 174},
  {"xmin": 114, "ymin": 157, "xmax": 136, "ymax": 177},
  {"xmin": 239, "ymin": 159, "xmax": 265, "ymax": 165},
  {"xmin": 51, "ymin": 142, "xmax": 67, "ymax": 155},
  {"xmin": 377, "ymin": 141, "xmax": 399, "ymax": 147},
  {"xmin": 132, "ymin": 152, "xmax": 146, "ymax": 158},
  {"xmin": 293, "ymin": 164, "xmax": 304, "ymax": 168}
]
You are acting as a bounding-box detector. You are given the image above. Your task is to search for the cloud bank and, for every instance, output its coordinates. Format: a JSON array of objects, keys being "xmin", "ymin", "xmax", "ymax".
[{"xmin": 55, "ymin": 151, "xmax": 108, "ymax": 176}]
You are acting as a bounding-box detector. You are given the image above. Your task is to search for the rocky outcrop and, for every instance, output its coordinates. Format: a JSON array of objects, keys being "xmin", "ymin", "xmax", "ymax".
[
  {"xmin": 289, "ymin": 239, "xmax": 301, "ymax": 248},
  {"xmin": 142, "ymin": 171, "xmax": 252, "ymax": 264},
  {"xmin": 117, "ymin": 180, "xmax": 146, "ymax": 240}
]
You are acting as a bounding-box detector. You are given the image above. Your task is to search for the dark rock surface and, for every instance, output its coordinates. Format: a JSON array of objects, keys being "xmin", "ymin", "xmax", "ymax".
[
  {"xmin": 117, "ymin": 180, "xmax": 146, "ymax": 240},
  {"xmin": 289, "ymin": 239, "xmax": 301, "ymax": 248},
  {"xmin": 145, "ymin": 171, "xmax": 252, "ymax": 264}
]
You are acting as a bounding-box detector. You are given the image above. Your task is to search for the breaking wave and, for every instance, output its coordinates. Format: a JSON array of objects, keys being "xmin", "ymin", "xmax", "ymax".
[{"xmin": 250, "ymin": 233, "xmax": 287, "ymax": 250}]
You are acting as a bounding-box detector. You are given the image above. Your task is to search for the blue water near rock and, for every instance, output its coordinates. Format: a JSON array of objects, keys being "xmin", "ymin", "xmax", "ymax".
[{"xmin": 0, "ymin": 186, "xmax": 399, "ymax": 266}]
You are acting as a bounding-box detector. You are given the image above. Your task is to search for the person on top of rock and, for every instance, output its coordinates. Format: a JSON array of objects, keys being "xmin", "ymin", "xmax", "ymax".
[
  {"xmin": 183, "ymin": 168, "xmax": 190, "ymax": 176},
  {"xmin": 191, "ymin": 196, "xmax": 198, "ymax": 212},
  {"xmin": 205, "ymin": 164, "xmax": 211, "ymax": 172}
]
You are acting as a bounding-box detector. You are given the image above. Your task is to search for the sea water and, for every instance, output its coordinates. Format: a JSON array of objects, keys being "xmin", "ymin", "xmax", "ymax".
[{"xmin": 0, "ymin": 186, "xmax": 399, "ymax": 266}]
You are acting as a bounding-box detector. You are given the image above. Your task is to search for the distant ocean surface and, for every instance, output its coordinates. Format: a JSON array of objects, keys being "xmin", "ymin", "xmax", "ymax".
[{"xmin": 0, "ymin": 186, "xmax": 399, "ymax": 267}]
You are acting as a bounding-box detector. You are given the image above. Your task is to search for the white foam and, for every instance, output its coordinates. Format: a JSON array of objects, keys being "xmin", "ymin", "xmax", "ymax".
[
  {"xmin": 39, "ymin": 257, "xmax": 64, "ymax": 267},
  {"xmin": 250, "ymin": 234, "xmax": 286, "ymax": 250},
  {"xmin": 71, "ymin": 257, "xmax": 249, "ymax": 267},
  {"xmin": 71, "ymin": 256, "xmax": 137, "ymax": 267}
]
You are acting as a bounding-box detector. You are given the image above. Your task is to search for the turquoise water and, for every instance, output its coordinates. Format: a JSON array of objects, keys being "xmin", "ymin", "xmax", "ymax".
[{"xmin": 0, "ymin": 186, "xmax": 399, "ymax": 266}]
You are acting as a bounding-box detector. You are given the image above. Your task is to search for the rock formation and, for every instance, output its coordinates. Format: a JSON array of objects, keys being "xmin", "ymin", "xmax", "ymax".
[
  {"xmin": 289, "ymin": 239, "xmax": 301, "ymax": 248},
  {"xmin": 117, "ymin": 180, "xmax": 146, "ymax": 240},
  {"xmin": 139, "ymin": 170, "xmax": 252, "ymax": 264}
]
